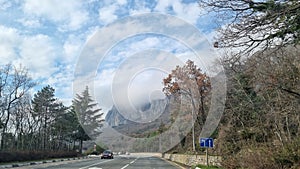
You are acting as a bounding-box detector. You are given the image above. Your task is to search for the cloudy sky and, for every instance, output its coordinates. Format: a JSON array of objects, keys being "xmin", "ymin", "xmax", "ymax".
[{"xmin": 0, "ymin": 0, "xmax": 220, "ymax": 115}]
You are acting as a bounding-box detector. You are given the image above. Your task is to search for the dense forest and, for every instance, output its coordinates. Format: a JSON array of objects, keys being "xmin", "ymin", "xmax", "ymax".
[{"xmin": 164, "ymin": 0, "xmax": 300, "ymax": 168}]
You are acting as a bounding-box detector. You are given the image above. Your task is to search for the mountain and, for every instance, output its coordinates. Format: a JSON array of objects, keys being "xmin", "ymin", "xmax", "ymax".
[
  {"xmin": 105, "ymin": 105, "xmax": 127, "ymax": 127},
  {"xmin": 105, "ymin": 98, "xmax": 168, "ymax": 127},
  {"xmin": 105, "ymin": 98, "xmax": 171, "ymax": 136}
]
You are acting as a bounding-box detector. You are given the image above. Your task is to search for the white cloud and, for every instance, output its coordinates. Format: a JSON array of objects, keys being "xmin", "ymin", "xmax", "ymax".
[
  {"xmin": 98, "ymin": 4, "xmax": 118, "ymax": 25},
  {"xmin": 63, "ymin": 35, "xmax": 83, "ymax": 64},
  {"xmin": 154, "ymin": 0, "xmax": 201, "ymax": 25},
  {"xmin": 106, "ymin": 50, "xmax": 184, "ymax": 122},
  {"xmin": 172, "ymin": 1, "xmax": 201, "ymax": 24},
  {"xmin": 18, "ymin": 34, "xmax": 58, "ymax": 78},
  {"xmin": 129, "ymin": 0, "xmax": 151, "ymax": 15},
  {"xmin": 98, "ymin": 0, "xmax": 129, "ymax": 25},
  {"xmin": 45, "ymin": 65, "xmax": 75, "ymax": 106},
  {"xmin": 129, "ymin": 7, "xmax": 151, "ymax": 15},
  {"xmin": 127, "ymin": 68, "xmax": 167, "ymax": 105},
  {"xmin": 95, "ymin": 68, "xmax": 115, "ymax": 86},
  {"xmin": 67, "ymin": 10, "xmax": 89, "ymax": 30},
  {"xmin": 0, "ymin": 26, "xmax": 67, "ymax": 99},
  {"xmin": 94, "ymin": 68, "xmax": 116, "ymax": 112},
  {"xmin": 0, "ymin": 26, "xmax": 59, "ymax": 79},
  {"xmin": 23, "ymin": 0, "xmax": 88, "ymax": 30},
  {"xmin": 18, "ymin": 18, "xmax": 41, "ymax": 28},
  {"xmin": 0, "ymin": 26, "xmax": 21, "ymax": 64},
  {"xmin": 154, "ymin": 0, "xmax": 171, "ymax": 12},
  {"xmin": 116, "ymin": 0, "xmax": 127, "ymax": 6},
  {"xmin": 93, "ymin": 49, "xmax": 184, "ymax": 116},
  {"xmin": 46, "ymin": 65, "xmax": 72, "ymax": 86},
  {"xmin": 63, "ymin": 26, "xmax": 100, "ymax": 65},
  {"xmin": 129, "ymin": 37, "xmax": 160, "ymax": 50},
  {"xmin": 0, "ymin": 25, "xmax": 95, "ymax": 108}
]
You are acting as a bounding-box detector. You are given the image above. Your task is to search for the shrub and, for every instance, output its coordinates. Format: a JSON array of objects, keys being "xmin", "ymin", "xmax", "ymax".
[{"xmin": 0, "ymin": 150, "xmax": 79, "ymax": 163}]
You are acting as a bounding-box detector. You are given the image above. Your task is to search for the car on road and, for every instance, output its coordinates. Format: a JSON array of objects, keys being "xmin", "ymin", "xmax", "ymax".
[{"xmin": 101, "ymin": 150, "xmax": 114, "ymax": 159}]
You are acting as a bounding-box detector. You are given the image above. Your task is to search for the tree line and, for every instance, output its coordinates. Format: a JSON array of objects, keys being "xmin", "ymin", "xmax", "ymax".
[{"xmin": 0, "ymin": 64, "xmax": 103, "ymax": 154}]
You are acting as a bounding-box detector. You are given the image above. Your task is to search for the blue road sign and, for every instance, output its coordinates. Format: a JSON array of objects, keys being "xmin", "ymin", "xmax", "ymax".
[{"xmin": 200, "ymin": 138, "xmax": 214, "ymax": 148}]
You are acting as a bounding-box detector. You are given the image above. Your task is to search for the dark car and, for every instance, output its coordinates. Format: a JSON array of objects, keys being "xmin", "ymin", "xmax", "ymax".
[{"xmin": 101, "ymin": 150, "xmax": 114, "ymax": 159}]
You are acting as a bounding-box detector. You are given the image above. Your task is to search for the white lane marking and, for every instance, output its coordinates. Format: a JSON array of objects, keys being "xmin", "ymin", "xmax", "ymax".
[
  {"xmin": 88, "ymin": 167, "xmax": 102, "ymax": 169},
  {"xmin": 79, "ymin": 159, "xmax": 113, "ymax": 169},
  {"xmin": 120, "ymin": 164, "xmax": 129, "ymax": 169},
  {"xmin": 121, "ymin": 158, "xmax": 138, "ymax": 169}
]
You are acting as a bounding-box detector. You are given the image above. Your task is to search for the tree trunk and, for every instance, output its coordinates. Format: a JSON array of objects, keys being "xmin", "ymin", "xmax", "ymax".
[
  {"xmin": 1, "ymin": 109, "xmax": 10, "ymax": 150},
  {"xmin": 80, "ymin": 139, "xmax": 83, "ymax": 154}
]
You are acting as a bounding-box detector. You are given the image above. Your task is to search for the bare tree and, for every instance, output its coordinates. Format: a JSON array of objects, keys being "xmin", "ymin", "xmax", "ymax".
[
  {"xmin": 218, "ymin": 45, "xmax": 300, "ymax": 168},
  {"xmin": 0, "ymin": 64, "xmax": 35, "ymax": 150},
  {"xmin": 199, "ymin": 0, "xmax": 300, "ymax": 55},
  {"xmin": 11, "ymin": 94, "xmax": 32, "ymax": 150}
]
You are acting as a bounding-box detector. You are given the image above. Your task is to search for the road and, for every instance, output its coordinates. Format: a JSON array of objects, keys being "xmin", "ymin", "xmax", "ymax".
[{"xmin": 15, "ymin": 154, "xmax": 182, "ymax": 169}]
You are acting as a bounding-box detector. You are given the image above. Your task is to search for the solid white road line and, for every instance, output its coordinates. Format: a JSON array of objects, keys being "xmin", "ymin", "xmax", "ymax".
[
  {"xmin": 79, "ymin": 159, "xmax": 113, "ymax": 169},
  {"xmin": 120, "ymin": 164, "xmax": 129, "ymax": 169},
  {"xmin": 120, "ymin": 158, "xmax": 138, "ymax": 169}
]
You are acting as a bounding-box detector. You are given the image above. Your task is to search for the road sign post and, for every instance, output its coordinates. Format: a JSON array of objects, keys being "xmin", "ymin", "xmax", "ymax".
[
  {"xmin": 200, "ymin": 138, "xmax": 214, "ymax": 166},
  {"xmin": 206, "ymin": 148, "xmax": 208, "ymax": 166}
]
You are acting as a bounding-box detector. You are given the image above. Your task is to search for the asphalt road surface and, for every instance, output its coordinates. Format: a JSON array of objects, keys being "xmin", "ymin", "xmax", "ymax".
[{"xmin": 15, "ymin": 155, "xmax": 182, "ymax": 169}]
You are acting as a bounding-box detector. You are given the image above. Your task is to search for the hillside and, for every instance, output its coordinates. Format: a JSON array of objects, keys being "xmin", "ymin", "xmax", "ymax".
[{"xmin": 105, "ymin": 98, "xmax": 172, "ymax": 137}]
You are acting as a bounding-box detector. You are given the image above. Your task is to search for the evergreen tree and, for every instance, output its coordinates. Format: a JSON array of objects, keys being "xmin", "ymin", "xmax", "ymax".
[
  {"xmin": 72, "ymin": 86, "xmax": 104, "ymax": 153},
  {"xmin": 51, "ymin": 106, "xmax": 78, "ymax": 150},
  {"xmin": 69, "ymin": 106, "xmax": 90, "ymax": 152},
  {"xmin": 31, "ymin": 85, "xmax": 66, "ymax": 150}
]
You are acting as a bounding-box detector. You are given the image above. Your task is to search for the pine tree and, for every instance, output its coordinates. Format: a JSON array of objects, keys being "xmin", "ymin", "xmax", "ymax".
[
  {"xmin": 72, "ymin": 86, "xmax": 104, "ymax": 153},
  {"xmin": 31, "ymin": 85, "xmax": 66, "ymax": 150},
  {"xmin": 67, "ymin": 106, "xmax": 90, "ymax": 152}
]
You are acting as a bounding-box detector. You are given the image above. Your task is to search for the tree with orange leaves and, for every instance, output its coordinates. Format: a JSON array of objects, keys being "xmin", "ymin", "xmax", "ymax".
[
  {"xmin": 163, "ymin": 60, "xmax": 211, "ymax": 151},
  {"xmin": 163, "ymin": 60, "xmax": 211, "ymax": 120}
]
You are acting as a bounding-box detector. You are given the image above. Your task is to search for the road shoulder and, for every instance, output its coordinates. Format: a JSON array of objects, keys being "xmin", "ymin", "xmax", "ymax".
[{"xmin": 161, "ymin": 157, "xmax": 190, "ymax": 169}]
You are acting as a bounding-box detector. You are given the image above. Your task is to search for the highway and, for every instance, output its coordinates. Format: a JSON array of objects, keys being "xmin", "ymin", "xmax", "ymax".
[{"xmin": 14, "ymin": 154, "xmax": 182, "ymax": 169}]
